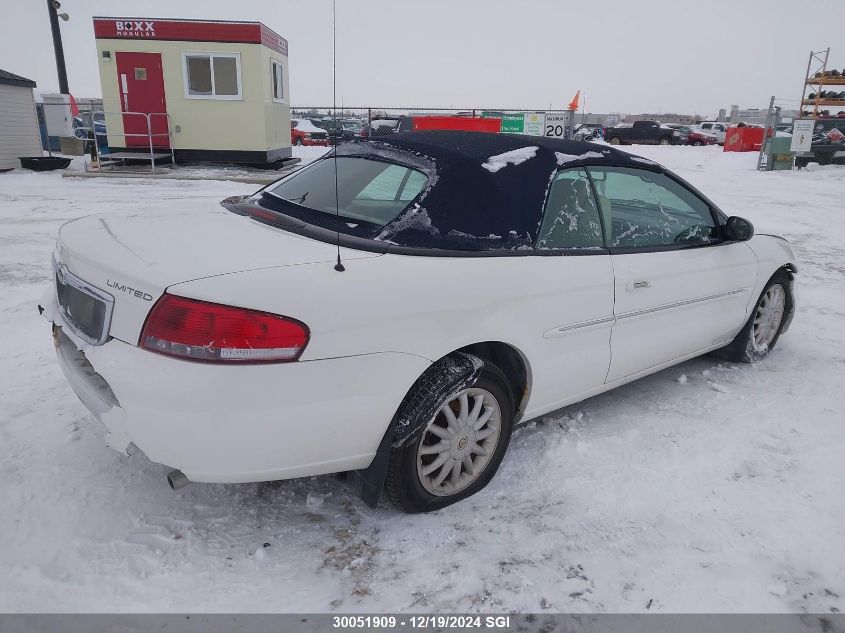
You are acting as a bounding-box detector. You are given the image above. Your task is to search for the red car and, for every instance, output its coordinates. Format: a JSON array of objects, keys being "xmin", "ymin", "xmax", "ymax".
[
  {"xmin": 666, "ymin": 124, "xmax": 717, "ymax": 146},
  {"xmin": 290, "ymin": 118, "xmax": 329, "ymax": 146}
]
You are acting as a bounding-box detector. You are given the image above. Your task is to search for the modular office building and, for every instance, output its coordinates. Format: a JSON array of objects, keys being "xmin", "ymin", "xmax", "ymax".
[{"xmin": 93, "ymin": 17, "xmax": 292, "ymax": 164}]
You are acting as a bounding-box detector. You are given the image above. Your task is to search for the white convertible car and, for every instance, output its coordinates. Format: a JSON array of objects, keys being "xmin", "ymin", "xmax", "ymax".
[{"xmin": 43, "ymin": 131, "xmax": 796, "ymax": 512}]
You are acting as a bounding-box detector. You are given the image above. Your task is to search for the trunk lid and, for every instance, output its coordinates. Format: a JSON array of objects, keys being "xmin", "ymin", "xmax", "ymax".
[{"xmin": 55, "ymin": 201, "xmax": 379, "ymax": 344}]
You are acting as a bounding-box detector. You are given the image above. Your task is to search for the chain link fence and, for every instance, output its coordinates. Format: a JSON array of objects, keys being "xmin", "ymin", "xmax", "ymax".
[
  {"xmin": 754, "ymin": 97, "xmax": 845, "ymax": 170},
  {"xmin": 289, "ymin": 106, "xmax": 576, "ymax": 165}
]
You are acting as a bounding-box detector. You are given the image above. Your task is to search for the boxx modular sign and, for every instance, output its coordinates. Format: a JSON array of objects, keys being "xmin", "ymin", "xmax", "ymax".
[
  {"xmin": 93, "ymin": 17, "xmax": 289, "ymax": 56},
  {"xmin": 114, "ymin": 20, "xmax": 156, "ymax": 38}
]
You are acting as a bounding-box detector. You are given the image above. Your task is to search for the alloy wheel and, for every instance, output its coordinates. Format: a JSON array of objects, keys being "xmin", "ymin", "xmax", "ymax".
[
  {"xmin": 416, "ymin": 388, "xmax": 502, "ymax": 497},
  {"xmin": 752, "ymin": 284, "xmax": 785, "ymax": 351}
]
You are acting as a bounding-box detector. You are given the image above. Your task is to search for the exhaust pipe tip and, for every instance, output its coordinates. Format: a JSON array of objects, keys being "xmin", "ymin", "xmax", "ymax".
[{"xmin": 166, "ymin": 469, "xmax": 190, "ymax": 491}]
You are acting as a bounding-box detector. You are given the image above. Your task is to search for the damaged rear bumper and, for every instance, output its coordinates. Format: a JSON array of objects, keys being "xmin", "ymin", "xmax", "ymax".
[
  {"xmin": 53, "ymin": 325, "xmax": 134, "ymax": 454},
  {"xmin": 46, "ymin": 319, "xmax": 430, "ymax": 484}
]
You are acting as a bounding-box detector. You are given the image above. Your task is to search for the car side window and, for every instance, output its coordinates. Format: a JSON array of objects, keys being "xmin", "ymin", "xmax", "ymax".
[
  {"xmin": 587, "ymin": 167, "xmax": 718, "ymax": 249},
  {"xmin": 355, "ymin": 163, "xmax": 426, "ymax": 202},
  {"xmin": 537, "ymin": 169, "xmax": 604, "ymax": 250}
]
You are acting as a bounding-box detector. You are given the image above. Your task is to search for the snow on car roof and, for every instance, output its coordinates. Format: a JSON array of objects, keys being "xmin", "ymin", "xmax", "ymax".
[
  {"xmin": 481, "ymin": 146, "xmax": 538, "ymax": 173},
  {"xmin": 292, "ymin": 119, "xmax": 327, "ymax": 133},
  {"xmin": 329, "ymin": 131, "xmax": 654, "ymax": 251}
]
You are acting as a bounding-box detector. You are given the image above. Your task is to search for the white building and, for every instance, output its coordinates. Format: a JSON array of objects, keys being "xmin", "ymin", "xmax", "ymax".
[{"xmin": 0, "ymin": 69, "xmax": 42, "ymax": 170}]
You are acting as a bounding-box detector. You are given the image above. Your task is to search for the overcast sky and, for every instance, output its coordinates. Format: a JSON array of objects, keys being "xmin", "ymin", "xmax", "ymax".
[{"xmin": 2, "ymin": 0, "xmax": 843, "ymax": 116}]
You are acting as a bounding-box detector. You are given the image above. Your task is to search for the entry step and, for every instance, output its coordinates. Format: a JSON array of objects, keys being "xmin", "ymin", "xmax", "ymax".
[{"xmin": 104, "ymin": 151, "xmax": 171, "ymax": 160}]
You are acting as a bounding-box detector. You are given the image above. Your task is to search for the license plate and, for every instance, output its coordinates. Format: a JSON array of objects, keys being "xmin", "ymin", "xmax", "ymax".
[{"xmin": 54, "ymin": 259, "xmax": 114, "ymax": 345}]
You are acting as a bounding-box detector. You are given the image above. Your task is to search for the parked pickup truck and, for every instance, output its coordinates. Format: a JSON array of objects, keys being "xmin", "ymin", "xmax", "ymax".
[{"xmin": 605, "ymin": 121, "xmax": 676, "ymax": 145}]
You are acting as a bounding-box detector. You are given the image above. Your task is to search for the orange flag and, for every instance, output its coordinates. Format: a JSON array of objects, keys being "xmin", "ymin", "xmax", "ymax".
[{"xmin": 568, "ymin": 90, "xmax": 580, "ymax": 112}]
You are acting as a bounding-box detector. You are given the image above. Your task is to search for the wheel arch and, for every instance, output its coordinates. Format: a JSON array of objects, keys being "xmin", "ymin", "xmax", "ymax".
[
  {"xmin": 353, "ymin": 340, "xmax": 533, "ymax": 508},
  {"xmin": 782, "ymin": 262, "xmax": 798, "ymax": 279},
  {"xmin": 454, "ymin": 341, "xmax": 532, "ymax": 423}
]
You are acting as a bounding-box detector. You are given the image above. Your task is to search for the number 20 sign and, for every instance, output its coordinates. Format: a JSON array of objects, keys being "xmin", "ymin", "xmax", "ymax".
[{"xmin": 544, "ymin": 112, "xmax": 569, "ymax": 138}]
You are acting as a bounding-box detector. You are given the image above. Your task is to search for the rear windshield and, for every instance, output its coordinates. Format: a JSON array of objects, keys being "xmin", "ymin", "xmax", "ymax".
[{"xmin": 261, "ymin": 157, "xmax": 428, "ymax": 236}]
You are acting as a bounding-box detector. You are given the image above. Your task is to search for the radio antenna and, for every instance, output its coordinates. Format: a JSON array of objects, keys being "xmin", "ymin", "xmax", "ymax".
[{"xmin": 331, "ymin": 0, "xmax": 344, "ymax": 272}]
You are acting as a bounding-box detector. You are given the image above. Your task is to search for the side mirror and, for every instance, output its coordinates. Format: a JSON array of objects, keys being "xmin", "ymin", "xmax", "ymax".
[{"xmin": 724, "ymin": 216, "xmax": 754, "ymax": 241}]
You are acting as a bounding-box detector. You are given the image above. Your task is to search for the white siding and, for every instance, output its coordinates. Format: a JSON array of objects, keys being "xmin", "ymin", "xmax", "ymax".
[{"xmin": 0, "ymin": 84, "xmax": 42, "ymax": 170}]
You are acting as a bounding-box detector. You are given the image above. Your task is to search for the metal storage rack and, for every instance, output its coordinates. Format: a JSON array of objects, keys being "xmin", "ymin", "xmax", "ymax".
[{"xmin": 800, "ymin": 48, "xmax": 845, "ymax": 119}]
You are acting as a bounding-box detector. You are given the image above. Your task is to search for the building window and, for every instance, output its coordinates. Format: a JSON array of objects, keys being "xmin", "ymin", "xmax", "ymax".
[
  {"xmin": 271, "ymin": 59, "xmax": 284, "ymax": 102},
  {"xmin": 182, "ymin": 53, "xmax": 242, "ymax": 100}
]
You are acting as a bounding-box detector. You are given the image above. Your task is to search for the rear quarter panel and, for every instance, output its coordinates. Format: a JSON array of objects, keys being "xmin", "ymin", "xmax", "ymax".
[{"xmin": 168, "ymin": 251, "xmax": 617, "ymax": 419}]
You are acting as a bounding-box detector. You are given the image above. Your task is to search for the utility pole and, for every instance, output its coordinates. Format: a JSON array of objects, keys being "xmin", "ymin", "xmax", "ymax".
[{"xmin": 47, "ymin": 0, "xmax": 69, "ymax": 94}]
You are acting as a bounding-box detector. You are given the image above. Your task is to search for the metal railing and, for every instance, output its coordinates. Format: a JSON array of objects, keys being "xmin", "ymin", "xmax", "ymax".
[
  {"xmin": 89, "ymin": 111, "xmax": 176, "ymax": 174},
  {"xmin": 38, "ymin": 102, "xmax": 177, "ymax": 174}
]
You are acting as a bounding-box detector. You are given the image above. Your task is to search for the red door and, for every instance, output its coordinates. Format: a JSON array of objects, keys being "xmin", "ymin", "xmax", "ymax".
[{"xmin": 115, "ymin": 52, "xmax": 169, "ymax": 148}]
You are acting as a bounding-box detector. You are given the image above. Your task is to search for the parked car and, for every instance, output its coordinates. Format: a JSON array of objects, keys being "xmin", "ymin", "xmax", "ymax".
[
  {"xmin": 43, "ymin": 132, "xmax": 797, "ymax": 513},
  {"xmin": 668, "ymin": 126, "xmax": 689, "ymax": 145},
  {"xmin": 291, "ymin": 118, "xmax": 329, "ymax": 146},
  {"xmin": 664, "ymin": 124, "xmax": 717, "ymax": 146},
  {"xmin": 361, "ymin": 116, "xmax": 414, "ymax": 137},
  {"xmin": 695, "ymin": 121, "xmax": 729, "ymax": 145},
  {"xmin": 342, "ymin": 120, "xmax": 365, "ymax": 136},
  {"xmin": 604, "ymin": 121, "xmax": 677, "ymax": 145},
  {"xmin": 573, "ymin": 123, "xmax": 605, "ymax": 141},
  {"xmin": 310, "ymin": 119, "xmax": 357, "ymax": 144}
]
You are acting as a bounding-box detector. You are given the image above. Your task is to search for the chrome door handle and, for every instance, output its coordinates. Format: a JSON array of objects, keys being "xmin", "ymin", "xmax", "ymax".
[{"xmin": 627, "ymin": 280, "xmax": 651, "ymax": 291}]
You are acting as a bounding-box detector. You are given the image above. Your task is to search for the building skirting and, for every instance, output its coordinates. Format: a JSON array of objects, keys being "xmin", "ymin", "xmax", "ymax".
[{"xmin": 107, "ymin": 146, "xmax": 294, "ymax": 165}]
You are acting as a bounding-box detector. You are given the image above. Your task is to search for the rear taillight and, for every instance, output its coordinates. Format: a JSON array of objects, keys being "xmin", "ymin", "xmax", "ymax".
[{"xmin": 140, "ymin": 294, "xmax": 309, "ymax": 363}]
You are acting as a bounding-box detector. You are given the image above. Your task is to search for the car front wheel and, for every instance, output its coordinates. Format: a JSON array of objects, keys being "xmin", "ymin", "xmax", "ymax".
[
  {"xmin": 720, "ymin": 271, "xmax": 792, "ymax": 362},
  {"xmin": 385, "ymin": 356, "xmax": 514, "ymax": 513}
]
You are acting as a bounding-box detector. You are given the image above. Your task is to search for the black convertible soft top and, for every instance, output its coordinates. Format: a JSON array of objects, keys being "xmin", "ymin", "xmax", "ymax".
[{"xmin": 331, "ymin": 131, "xmax": 661, "ymax": 251}]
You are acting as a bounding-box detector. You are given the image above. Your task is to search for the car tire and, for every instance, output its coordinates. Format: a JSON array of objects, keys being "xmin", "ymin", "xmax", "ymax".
[
  {"xmin": 385, "ymin": 355, "xmax": 515, "ymax": 513},
  {"xmin": 609, "ymin": 137, "xmax": 621, "ymax": 145},
  {"xmin": 693, "ymin": 141, "xmax": 703, "ymax": 146},
  {"xmin": 294, "ymin": 138, "xmax": 302, "ymax": 146},
  {"xmin": 719, "ymin": 271, "xmax": 792, "ymax": 363},
  {"xmin": 659, "ymin": 138, "xmax": 671, "ymax": 146}
]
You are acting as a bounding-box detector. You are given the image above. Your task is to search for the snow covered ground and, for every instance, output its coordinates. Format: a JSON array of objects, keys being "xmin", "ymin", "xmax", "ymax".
[{"xmin": 0, "ymin": 146, "xmax": 843, "ymax": 613}]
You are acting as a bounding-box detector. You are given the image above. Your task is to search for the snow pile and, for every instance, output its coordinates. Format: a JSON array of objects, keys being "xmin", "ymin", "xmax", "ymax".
[{"xmin": 481, "ymin": 146, "xmax": 538, "ymax": 172}]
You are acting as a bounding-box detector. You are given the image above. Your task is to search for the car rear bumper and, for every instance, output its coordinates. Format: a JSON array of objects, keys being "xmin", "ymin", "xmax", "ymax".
[{"xmin": 52, "ymin": 324, "xmax": 429, "ymax": 483}]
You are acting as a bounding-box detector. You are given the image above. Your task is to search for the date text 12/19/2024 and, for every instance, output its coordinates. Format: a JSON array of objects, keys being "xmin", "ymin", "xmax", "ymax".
[{"xmin": 333, "ymin": 615, "xmax": 512, "ymax": 630}]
